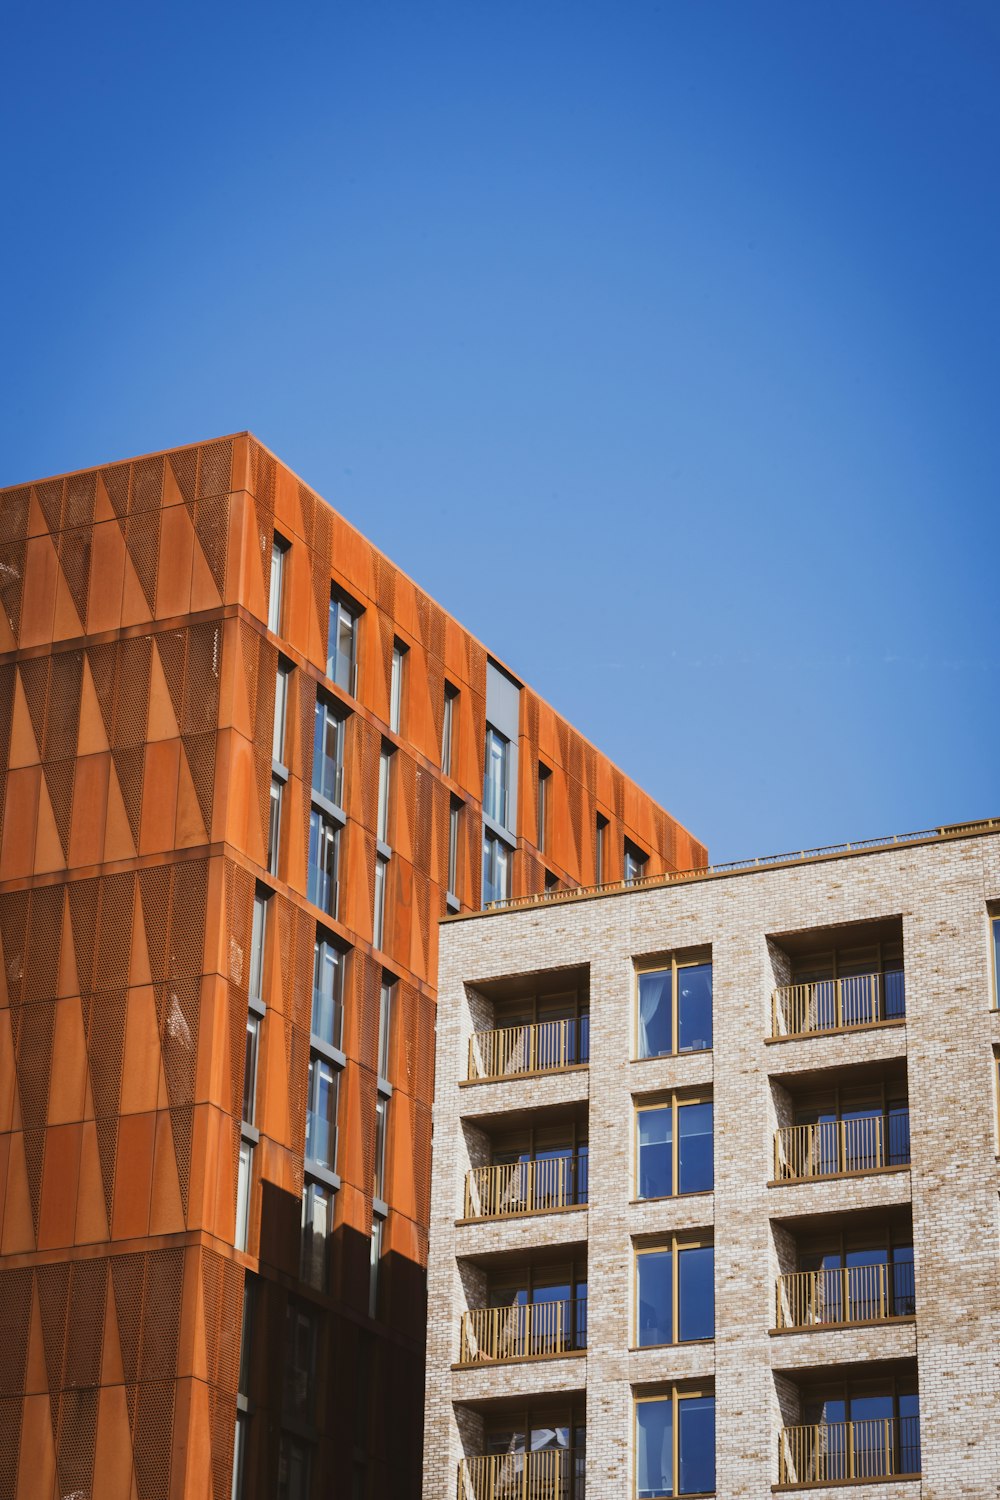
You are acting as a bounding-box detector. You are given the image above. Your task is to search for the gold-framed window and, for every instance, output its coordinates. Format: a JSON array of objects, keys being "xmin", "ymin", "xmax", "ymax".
[
  {"xmin": 634, "ymin": 1093, "xmax": 713, "ymax": 1200},
  {"xmin": 634, "ymin": 1235, "xmax": 714, "ymax": 1348},
  {"xmin": 634, "ymin": 1385, "xmax": 715, "ymax": 1498},
  {"xmin": 635, "ymin": 954, "xmax": 712, "ymax": 1059}
]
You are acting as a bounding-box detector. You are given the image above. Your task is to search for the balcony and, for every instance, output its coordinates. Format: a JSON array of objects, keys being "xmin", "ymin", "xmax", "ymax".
[
  {"xmin": 775, "ymin": 1261, "xmax": 916, "ymax": 1330},
  {"xmin": 774, "ymin": 1114, "xmax": 910, "ymax": 1183},
  {"xmin": 457, "ymin": 1449, "xmax": 584, "ymax": 1499},
  {"xmin": 772, "ymin": 971, "xmax": 905, "ymax": 1038},
  {"xmin": 778, "ymin": 1417, "xmax": 921, "ymax": 1486},
  {"xmin": 467, "ymin": 1018, "xmax": 589, "ymax": 1082},
  {"xmin": 460, "ymin": 1298, "xmax": 587, "ymax": 1364},
  {"xmin": 464, "ymin": 1157, "xmax": 588, "ymax": 1220}
]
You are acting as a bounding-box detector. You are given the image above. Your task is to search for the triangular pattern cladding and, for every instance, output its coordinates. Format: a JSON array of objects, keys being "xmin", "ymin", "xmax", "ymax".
[
  {"xmin": 86, "ymin": 642, "xmax": 118, "ymax": 745},
  {"xmin": 110, "ymin": 1253, "xmax": 144, "ymax": 1431},
  {"xmin": 137, "ymin": 868, "xmax": 173, "ymax": 985},
  {"xmin": 67, "ymin": 878, "xmax": 100, "ymax": 996},
  {"xmin": 0, "ymin": 486, "xmax": 31, "ymax": 544},
  {"xmin": 17, "ymin": 656, "xmax": 48, "ymax": 762},
  {"xmin": 309, "ymin": 495, "xmax": 333, "ymax": 648},
  {"xmin": 155, "ymin": 627, "xmax": 188, "ymax": 729},
  {"xmin": 124, "ymin": 511, "xmax": 160, "ymax": 617},
  {"xmin": 169, "ymin": 448, "xmax": 198, "ymax": 510},
  {"xmin": 0, "ymin": 1268, "xmax": 33, "ymax": 1398},
  {"xmin": 252, "ymin": 492, "xmax": 273, "ymax": 619},
  {"xmin": 184, "ymin": 622, "xmax": 222, "ymax": 734},
  {"xmin": 35, "ymin": 1260, "xmax": 71, "ymax": 1444},
  {"xmin": 0, "ymin": 665, "xmax": 15, "ymax": 825},
  {"xmin": 0, "ymin": 1398, "xmax": 21, "ymax": 1500},
  {"xmin": 54, "ymin": 1257, "xmax": 107, "ymax": 1500},
  {"xmin": 84, "ymin": 990, "xmax": 129, "ymax": 1120},
  {"xmin": 64, "ymin": 471, "xmax": 97, "ymax": 532},
  {"xmin": 201, "ymin": 1248, "xmax": 244, "ymax": 1500},
  {"xmin": 34, "ymin": 479, "xmax": 65, "ymax": 536},
  {"xmin": 55, "ymin": 1387, "xmax": 100, "ymax": 1500},
  {"xmin": 114, "ymin": 635, "xmax": 153, "ymax": 747},
  {"xmin": 44, "ymin": 759, "xmax": 76, "ymax": 860},
  {"xmin": 197, "ymin": 438, "xmax": 233, "ymax": 501},
  {"xmin": 0, "ymin": 538, "xmax": 26, "ymax": 645},
  {"xmin": 97, "ymin": 872, "xmax": 137, "ymax": 989},
  {"xmin": 182, "ymin": 729, "xmax": 217, "ymax": 835},
  {"xmin": 193, "ymin": 493, "xmax": 229, "ymax": 599},
  {"xmin": 130, "ymin": 456, "xmax": 164, "ymax": 516},
  {"xmin": 59, "ymin": 525, "xmax": 93, "ymax": 627},
  {"xmin": 94, "ymin": 1117, "xmax": 119, "ymax": 1230},
  {"xmin": 101, "ymin": 464, "xmax": 130, "ymax": 523},
  {"xmin": 111, "ymin": 746, "xmax": 145, "ymax": 847}
]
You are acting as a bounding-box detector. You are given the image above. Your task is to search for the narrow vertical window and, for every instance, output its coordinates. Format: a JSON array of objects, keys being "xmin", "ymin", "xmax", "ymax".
[
  {"xmin": 373, "ymin": 853, "xmax": 388, "ymax": 949},
  {"xmin": 312, "ymin": 937, "xmax": 344, "ymax": 1049},
  {"xmin": 328, "ymin": 592, "xmax": 359, "ymax": 694},
  {"xmin": 377, "ymin": 744, "xmax": 392, "ymax": 845},
  {"xmin": 243, "ymin": 1013, "xmax": 260, "ymax": 1125},
  {"xmin": 537, "ymin": 764, "xmax": 550, "ymax": 852},
  {"xmin": 636, "ymin": 1389, "xmax": 716, "ymax": 1498},
  {"xmin": 483, "ymin": 726, "xmax": 510, "ymax": 825},
  {"xmin": 482, "ymin": 831, "xmax": 510, "ymax": 907},
  {"xmin": 374, "ymin": 1095, "xmax": 388, "ymax": 1201},
  {"xmin": 301, "ymin": 1180, "xmax": 333, "ymax": 1291},
  {"xmin": 596, "ymin": 813, "xmax": 608, "ymax": 884},
  {"xmin": 448, "ymin": 796, "xmax": 462, "ymax": 897},
  {"xmin": 369, "ymin": 1215, "xmax": 384, "ymax": 1318},
  {"xmin": 637, "ymin": 959, "xmax": 713, "ymax": 1058},
  {"xmin": 313, "ymin": 695, "xmax": 346, "ymax": 807},
  {"xmin": 389, "ymin": 640, "xmax": 407, "ymax": 734},
  {"xmin": 624, "ymin": 838, "xmax": 648, "ymax": 885},
  {"xmin": 305, "ymin": 1055, "xmax": 339, "ymax": 1172},
  {"xmin": 442, "ymin": 682, "xmax": 458, "ymax": 776},
  {"xmin": 236, "ymin": 1139, "xmax": 253, "ymax": 1252},
  {"xmin": 378, "ymin": 976, "xmax": 394, "ymax": 1081},
  {"xmin": 992, "ymin": 914, "xmax": 1000, "ymax": 1007},
  {"xmin": 268, "ymin": 778, "xmax": 283, "ymax": 875},
  {"xmin": 268, "ymin": 535, "xmax": 288, "ymax": 635},
  {"xmin": 250, "ymin": 890, "xmax": 268, "ymax": 1005},
  {"xmin": 273, "ymin": 662, "xmax": 290, "ymax": 764},
  {"xmin": 307, "ymin": 810, "xmax": 340, "ymax": 917}
]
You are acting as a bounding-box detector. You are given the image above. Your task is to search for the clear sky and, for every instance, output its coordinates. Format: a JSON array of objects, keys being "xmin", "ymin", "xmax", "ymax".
[{"xmin": 2, "ymin": 1, "xmax": 997, "ymax": 862}]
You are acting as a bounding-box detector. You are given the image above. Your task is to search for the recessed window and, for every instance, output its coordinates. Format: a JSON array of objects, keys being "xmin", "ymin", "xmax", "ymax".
[
  {"xmin": 624, "ymin": 839, "xmax": 648, "ymax": 885},
  {"xmin": 243, "ymin": 1013, "xmax": 260, "ymax": 1126},
  {"xmin": 537, "ymin": 763, "xmax": 551, "ymax": 851},
  {"xmin": 595, "ymin": 813, "xmax": 609, "ymax": 885},
  {"xmin": 374, "ymin": 1095, "xmax": 389, "ymax": 1201},
  {"xmin": 636, "ymin": 1388, "xmax": 716, "ymax": 1499},
  {"xmin": 636, "ymin": 1095, "xmax": 713, "ymax": 1198},
  {"xmin": 377, "ymin": 743, "xmax": 392, "ymax": 845},
  {"xmin": 268, "ymin": 534, "xmax": 288, "ymax": 635},
  {"xmin": 483, "ymin": 726, "xmax": 510, "ymax": 826},
  {"xmin": 236, "ymin": 1138, "xmax": 254, "ymax": 1252},
  {"xmin": 277, "ymin": 1434, "xmax": 312, "ymax": 1500},
  {"xmin": 268, "ymin": 778, "xmax": 283, "ymax": 875},
  {"xmin": 442, "ymin": 682, "xmax": 458, "ymax": 776},
  {"xmin": 369, "ymin": 1214, "xmax": 384, "ymax": 1319},
  {"xmin": 301, "ymin": 1179, "xmax": 333, "ymax": 1292},
  {"xmin": 373, "ymin": 853, "xmax": 388, "ymax": 949},
  {"xmin": 328, "ymin": 591, "xmax": 360, "ymax": 694},
  {"xmin": 992, "ymin": 914, "xmax": 1000, "ymax": 1008},
  {"xmin": 273, "ymin": 662, "xmax": 291, "ymax": 764},
  {"xmin": 389, "ymin": 640, "xmax": 407, "ymax": 734},
  {"xmin": 313, "ymin": 695, "xmax": 346, "ymax": 808},
  {"xmin": 307, "ymin": 809, "xmax": 340, "ymax": 918},
  {"xmin": 635, "ymin": 1238, "xmax": 715, "ymax": 1347},
  {"xmin": 305, "ymin": 1055, "xmax": 339, "ymax": 1172},
  {"xmin": 312, "ymin": 936, "xmax": 344, "ymax": 1050},
  {"xmin": 636, "ymin": 957, "xmax": 713, "ymax": 1057},
  {"xmin": 482, "ymin": 830, "xmax": 511, "ymax": 907},
  {"xmin": 378, "ymin": 975, "xmax": 394, "ymax": 1081},
  {"xmin": 448, "ymin": 797, "xmax": 462, "ymax": 897},
  {"xmin": 249, "ymin": 889, "xmax": 269, "ymax": 1005}
]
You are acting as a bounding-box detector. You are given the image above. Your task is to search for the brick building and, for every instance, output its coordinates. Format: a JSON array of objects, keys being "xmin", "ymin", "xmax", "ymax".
[
  {"xmin": 0, "ymin": 433, "xmax": 704, "ymax": 1499},
  {"xmin": 426, "ymin": 820, "xmax": 1000, "ymax": 1499}
]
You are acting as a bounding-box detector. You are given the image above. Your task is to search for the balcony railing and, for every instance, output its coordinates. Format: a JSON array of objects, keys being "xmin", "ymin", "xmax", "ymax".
[
  {"xmin": 775, "ymin": 1261, "xmax": 916, "ymax": 1330},
  {"xmin": 774, "ymin": 1115, "xmax": 910, "ymax": 1182},
  {"xmin": 458, "ymin": 1449, "xmax": 583, "ymax": 1500},
  {"xmin": 464, "ymin": 1157, "xmax": 588, "ymax": 1219},
  {"xmin": 779, "ymin": 1417, "xmax": 921, "ymax": 1485},
  {"xmin": 467, "ymin": 1019, "xmax": 589, "ymax": 1082},
  {"xmin": 772, "ymin": 972, "xmax": 905, "ymax": 1038},
  {"xmin": 459, "ymin": 1298, "xmax": 588, "ymax": 1364}
]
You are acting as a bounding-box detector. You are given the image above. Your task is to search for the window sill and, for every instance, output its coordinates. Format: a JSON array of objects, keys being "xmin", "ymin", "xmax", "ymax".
[
  {"xmin": 482, "ymin": 810, "xmax": 517, "ymax": 849},
  {"xmin": 631, "ymin": 1048, "xmax": 713, "ymax": 1063},
  {"xmin": 311, "ymin": 787, "xmax": 346, "ymax": 826},
  {"xmin": 628, "ymin": 1338, "xmax": 714, "ymax": 1352},
  {"xmin": 304, "ymin": 1161, "xmax": 341, "ymax": 1191},
  {"xmin": 629, "ymin": 1189, "xmax": 713, "ymax": 1206}
]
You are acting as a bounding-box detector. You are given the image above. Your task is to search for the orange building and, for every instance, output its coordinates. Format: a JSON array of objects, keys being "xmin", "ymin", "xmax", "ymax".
[{"xmin": 0, "ymin": 434, "xmax": 705, "ymax": 1500}]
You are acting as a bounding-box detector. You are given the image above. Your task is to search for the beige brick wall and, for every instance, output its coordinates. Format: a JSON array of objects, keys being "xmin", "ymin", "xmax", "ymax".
[{"xmin": 425, "ymin": 828, "xmax": 1000, "ymax": 1499}]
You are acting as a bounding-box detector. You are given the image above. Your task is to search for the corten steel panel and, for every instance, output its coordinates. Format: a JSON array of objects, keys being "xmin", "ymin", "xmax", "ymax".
[{"xmin": 0, "ymin": 433, "xmax": 704, "ymax": 1500}]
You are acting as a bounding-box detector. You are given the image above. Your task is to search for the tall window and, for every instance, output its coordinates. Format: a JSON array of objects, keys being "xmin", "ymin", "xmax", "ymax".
[
  {"xmin": 277, "ymin": 1436, "xmax": 311, "ymax": 1500},
  {"xmin": 637, "ymin": 958, "xmax": 713, "ymax": 1057},
  {"xmin": 624, "ymin": 839, "xmax": 648, "ymax": 885},
  {"xmin": 268, "ymin": 778, "xmax": 283, "ymax": 875},
  {"xmin": 269, "ymin": 535, "xmax": 288, "ymax": 635},
  {"xmin": 328, "ymin": 591, "xmax": 359, "ymax": 694},
  {"xmin": 596, "ymin": 813, "xmax": 608, "ymax": 884},
  {"xmin": 442, "ymin": 682, "xmax": 458, "ymax": 776},
  {"xmin": 305, "ymin": 1055, "xmax": 339, "ymax": 1172},
  {"xmin": 482, "ymin": 831, "xmax": 510, "ymax": 907},
  {"xmin": 378, "ymin": 976, "xmax": 394, "ymax": 1081},
  {"xmin": 448, "ymin": 796, "xmax": 462, "ymax": 897},
  {"xmin": 273, "ymin": 662, "xmax": 290, "ymax": 764},
  {"xmin": 374, "ymin": 1095, "xmax": 389, "ymax": 1201},
  {"xmin": 537, "ymin": 764, "xmax": 550, "ymax": 851},
  {"xmin": 377, "ymin": 744, "xmax": 392, "ymax": 844},
  {"xmin": 301, "ymin": 1180, "xmax": 333, "ymax": 1292},
  {"xmin": 635, "ymin": 1239, "xmax": 714, "ymax": 1347},
  {"xmin": 236, "ymin": 1138, "xmax": 253, "ymax": 1252},
  {"xmin": 369, "ymin": 1214, "xmax": 384, "ymax": 1319},
  {"xmin": 373, "ymin": 853, "xmax": 388, "ymax": 949},
  {"xmin": 636, "ymin": 1388, "xmax": 715, "ymax": 1498},
  {"xmin": 313, "ymin": 695, "xmax": 346, "ymax": 808},
  {"xmin": 483, "ymin": 726, "xmax": 510, "ymax": 826},
  {"xmin": 636, "ymin": 1096, "xmax": 714, "ymax": 1198},
  {"xmin": 243, "ymin": 1014, "xmax": 260, "ymax": 1126},
  {"xmin": 312, "ymin": 936, "xmax": 344, "ymax": 1050},
  {"xmin": 992, "ymin": 914, "xmax": 1000, "ymax": 1007},
  {"xmin": 308, "ymin": 809, "xmax": 340, "ymax": 917},
  {"xmin": 390, "ymin": 640, "xmax": 407, "ymax": 733},
  {"xmin": 250, "ymin": 890, "xmax": 269, "ymax": 1005}
]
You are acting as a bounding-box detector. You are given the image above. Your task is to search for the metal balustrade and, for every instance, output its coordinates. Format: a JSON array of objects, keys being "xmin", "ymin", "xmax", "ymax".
[
  {"xmin": 779, "ymin": 1417, "xmax": 921, "ymax": 1484},
  {"xmin": 773, "ymin": 1114, "xmax": 910, "ymax": 1182},
  {"xmin": 464, "ymin": 1157, "xmax": 588, "ymax": 1219},
  {"xmin": 771, "ymin": 973, "xmax": 905, "ymax": 1037},
  {"xmin": 467, "ymin": 1019, "xmax": 589, "ymax": 1081},
  {"xmin": 775, "ymin": 1261, "xmax": 916, "ymax": 1329},
  {"xmin": 457, "ymin": 1449, "xmax": 583, "ymax": 1500},
  {"xmin": 459, "ymin": 1298, "xmax": 587, "ymax": 1364}
]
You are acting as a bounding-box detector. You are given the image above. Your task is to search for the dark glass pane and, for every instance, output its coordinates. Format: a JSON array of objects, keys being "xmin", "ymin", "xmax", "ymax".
[
  {"xmin": 678, "ymin": 963, "xmax": 712, "ymax": 1052},
  {"xmin": 678, "ymin": 1396, "xmax": 715, "ymax": 1496},
  {"xmin": 638, "ymin": 970, "xmax": 672, "ymax": 1058},
  {"xmin": 883, "ymin": 967, "xmax": 906, "ymax": 1019},
  {"xmin": 678, "ymin": 1246, "xmax": 714, "ymax": 1341},
  {"xmin": 637, "ymin": 1250, "xmax": 673, "ymax": 1347},
  {"xmin": 678, "ymin": 1102, "xmax": 713, "ymax": 1193},
  {"xmin": 636, "ymin": 1398, "xmax": 672, "ymax": 1498},
  {"xmin": 638, "ymin": 1107, "xmax": 672, "ymax": 1198}
]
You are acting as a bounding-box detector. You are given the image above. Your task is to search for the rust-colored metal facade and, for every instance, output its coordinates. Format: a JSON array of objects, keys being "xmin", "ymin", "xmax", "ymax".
[{"xmin": 0, "ymin": 434, "xmax": 705, "ymax": 1500}]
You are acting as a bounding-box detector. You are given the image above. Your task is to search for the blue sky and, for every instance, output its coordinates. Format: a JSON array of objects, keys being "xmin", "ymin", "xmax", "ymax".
[{"xmin": 2, "ymin": 1, "xmax": 997, "ymax": 861}]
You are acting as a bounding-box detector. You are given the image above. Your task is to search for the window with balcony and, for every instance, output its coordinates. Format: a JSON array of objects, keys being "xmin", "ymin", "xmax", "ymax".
[
  {"xmin": 465, "ymin": 1122, "xmax": 588, "ymax": 1218},
  {"xmin": 273, "ymin": 661, "xmax": 290, "ymax": 764},
  {"xmin": 635, "ymin": 1238, "xmax": 714, "ymax": 1347},
  {"xmin": 328, "ymin": 591, "xmax": 360, "ymax": 694},
  {"xmin": 484, "ymin": 726, "xmax": 510, "ymax": 826},
  {"xmin": 636, "ymin": 956, "xmax": 713, "ymax": 1058},
  {"xmin": 460, "ymin": 1409, "xmax": 585, "ymax": 1500},
  {"xmin": 482, "ymin": 830, "xmax": 511, "ymax": 907},
  {"xmin": 635, "ymin": 1387, "xmax": 715, "ymax": 1499},
  {"xmin": 460, "ymin": 1261, "xmax": 588, "ymax": 1364},
  {"xmin": 774, "ymin": 1077, "xmax": 910, "ymax": 1182},
  {"xmin": 307, "ymin": 808, "xmax": 340, "ymax": 918},
  {"xmin": 389, "ymin": 639, "xmax": 407, "ymax": 733},
  {"xmin": 313, "ymin": 695, "xmax": 346, "ymax": 808},
  {"xmin": 442, "ymin": 681, "xmax": 458, "ymax": 776},
  {"xmin": 774, "ymin": 1217, "xmax": 915, "ymax": 1330},
  {"xmin": 269, "ymin": 534, "xmax": 288, "ymax": 635},
  {"xmin": 779, "ymin": 1374, "xmax": 920, "ymax": 1485},
  {"xmin": 624, "ymin": 839, "xmax": 647, "ymax": 885},
  {"xmin": 635, "ymin": 1095, "xmax": 713, "ymax": 1199},
  {"xmin": 305, "ymin": 1054, "xmax": 339, "ymax": 1173},
  {"xmin": 468, "ymin": 985, "xmax": 589, "ymax": 1081},
  {"xmin": 770, "ymin": 924, "xmax": 905, "ymax": 1038}
]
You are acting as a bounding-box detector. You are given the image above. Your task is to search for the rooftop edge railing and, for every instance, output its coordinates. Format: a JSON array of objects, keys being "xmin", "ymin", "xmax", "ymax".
[
  {"xmin": 779, "ymin": 1417, "xmax": 921, "ymax": 1484},
  {"xmin": 775, "ymin": 1261, "xmax": 916, "ymax": 1330},
  {"xmin": 467, "ymin": 1019, "xmax": 589, "ymax": 1082},
  {"xmin": 478, "ymin": 819, "xmax": 1000, "ymax": 913},
  {"xmin": 464, "ymin": 1157, "xmax": 588, "ymax": 1219},
  {"xmin": 771, "ymin": 972, "xmax": 905, "ymax": 1038},
  {"xmin": 459, "ymin": 1298, "xmax": 588, "ymax": 1364},
  {"xmin": 458, "ymin": 1450, "xmax": 583, "ymax": 1500},
  {"xmin": 774, "ymin": 1115, "xmax": 910, "ymax": 1182}
]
